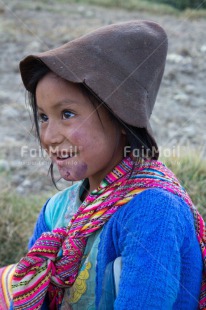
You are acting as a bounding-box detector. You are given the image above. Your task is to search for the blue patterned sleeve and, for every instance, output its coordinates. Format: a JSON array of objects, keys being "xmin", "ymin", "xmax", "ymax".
[{"xmin": 28, "ymin": 199, "xmax": 51, "ymax": 249}]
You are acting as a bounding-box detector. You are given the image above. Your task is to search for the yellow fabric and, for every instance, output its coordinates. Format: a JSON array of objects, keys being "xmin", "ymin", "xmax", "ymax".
[{"xmin": 0, "ymin": 264, "xmax": 16, "ymax": 309}]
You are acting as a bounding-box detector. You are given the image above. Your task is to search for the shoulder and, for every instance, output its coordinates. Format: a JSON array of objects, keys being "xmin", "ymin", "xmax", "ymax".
[
  {"xmin": 109, "ymin": 188, "xmax": 196, "ymax": 248},
  {"xmin": 117, "ymin": 187, "xmax": 194, "ymax": 224},
  {"xmin": 45, "ymin": 181, "xmax": 82, "ymax": 230}
]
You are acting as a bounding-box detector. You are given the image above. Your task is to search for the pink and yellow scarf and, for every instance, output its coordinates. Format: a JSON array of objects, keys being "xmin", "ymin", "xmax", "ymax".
[{"xmin": 11, "ymin": 157, "xmax": 206, "ymax": 309}]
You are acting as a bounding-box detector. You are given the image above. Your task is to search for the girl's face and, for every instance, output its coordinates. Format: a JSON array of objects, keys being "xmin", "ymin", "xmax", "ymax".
[{"xmin": 36, "ymin": 72, "xmax": 126, "ymax": 192}]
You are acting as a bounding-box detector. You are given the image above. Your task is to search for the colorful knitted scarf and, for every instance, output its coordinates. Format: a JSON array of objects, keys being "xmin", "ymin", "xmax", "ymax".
[{"xmin": 12, "ymin": 157, "xmax": 206, "ymax": 310}]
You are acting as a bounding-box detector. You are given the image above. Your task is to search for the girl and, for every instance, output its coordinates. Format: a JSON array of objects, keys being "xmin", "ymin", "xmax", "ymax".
[{"xmin": 1, "ymin": 20, "xmax": 205, "ymax": 309}]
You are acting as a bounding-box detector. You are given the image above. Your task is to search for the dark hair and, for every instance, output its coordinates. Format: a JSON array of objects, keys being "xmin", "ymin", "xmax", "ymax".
[
  {"xmin": 123, "ymin": 125, "xmax": 159, "ymax": 160},
  {"xmin": 27, "ymin": 61, "xmax": 159, "ymax": 185}
]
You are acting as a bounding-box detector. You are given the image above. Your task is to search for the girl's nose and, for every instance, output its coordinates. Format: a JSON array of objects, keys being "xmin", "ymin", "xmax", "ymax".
[{"xmin": 40, "ymin": 120, "xmax": 63, "ymax": 146}]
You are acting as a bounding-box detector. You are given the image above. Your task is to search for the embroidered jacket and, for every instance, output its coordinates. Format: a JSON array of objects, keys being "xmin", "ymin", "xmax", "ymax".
[{"xmin": 26, "ymin": 183, "xmax": 202, "ymax": 309}]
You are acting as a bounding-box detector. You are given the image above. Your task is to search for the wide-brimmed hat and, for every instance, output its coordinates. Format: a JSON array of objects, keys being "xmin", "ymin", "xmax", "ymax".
[{"xmin": 19, "ymin": 20, "xmax": 168, "ymax": 144}]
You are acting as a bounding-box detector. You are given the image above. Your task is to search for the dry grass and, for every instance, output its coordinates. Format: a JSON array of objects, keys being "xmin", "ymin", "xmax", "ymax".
[
  {"xmin": 0, "ymin": 186, "xmax": 49, "ymax": 267},
  {"xmin": 65, "ymin": 0, "xmax": 206, "ymax": 18},
  {"xmin": 67, "ymin": 0, "xmax": 179, "ymax": 15},
  {"xmin": 161, "ymin": 151, "xmax": 206, "ymax": 219}
]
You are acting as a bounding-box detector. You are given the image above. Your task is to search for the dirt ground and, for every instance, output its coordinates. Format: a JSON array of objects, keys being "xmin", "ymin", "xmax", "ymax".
[{"xmin": 0, "ymin": 0, "xmax": 205, "ymax": 195}]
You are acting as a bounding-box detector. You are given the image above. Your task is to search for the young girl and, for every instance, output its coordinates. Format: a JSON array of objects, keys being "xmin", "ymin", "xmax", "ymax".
[{"xmin": 1, "ymin": 20, "xmax": 205, "ymax": 310}]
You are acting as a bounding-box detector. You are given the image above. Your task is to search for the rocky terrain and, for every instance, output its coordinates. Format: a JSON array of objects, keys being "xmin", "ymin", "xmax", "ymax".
[{"xmin": 0, "ymin": 0, "xmax": 205, "ymax": 195}]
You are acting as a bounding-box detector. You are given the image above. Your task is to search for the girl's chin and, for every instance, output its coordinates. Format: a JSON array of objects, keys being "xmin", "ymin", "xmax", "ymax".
[
  {"xmin": 59, "ymin": 169, "xmax": 79, "ymax": 182},
  {"xmin": 61, "ymin": 174, "xmax": 79, "ymax": 182},
  {"xmin": 57, "ymin": 161, "xmax": 88, "ymax": 181}
]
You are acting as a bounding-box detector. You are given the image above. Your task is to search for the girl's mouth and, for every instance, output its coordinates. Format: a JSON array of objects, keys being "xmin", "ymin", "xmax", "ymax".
[
  {"xmin": 49, "ymin": 147, "xmax": 79, "ymax": 164},
  {"xmin": 56, "ymin": 153, "xmax": 76, "ymax": 160},
  {"xmin": 57, "ymin": 154, "xmax": 72, "ymax": 160},
  {"xmin": 54, "ymin": 152, "xmax": 78, "ymax": 166}
]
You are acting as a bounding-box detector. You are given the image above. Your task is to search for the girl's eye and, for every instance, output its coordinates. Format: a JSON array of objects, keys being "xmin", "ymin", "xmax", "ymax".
[
  {"xmin": 62, "ymin": 110, "xmax": 75, "ymax": 120},
  {"xmin": 38, "ymin": 113, "xmax": 48, "ymax": 123}
]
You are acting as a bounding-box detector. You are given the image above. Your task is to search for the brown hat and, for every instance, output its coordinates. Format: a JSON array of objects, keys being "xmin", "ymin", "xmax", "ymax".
[{"xmin": 19, "ymin": 20, "xmax": 168, "ymax": 143}]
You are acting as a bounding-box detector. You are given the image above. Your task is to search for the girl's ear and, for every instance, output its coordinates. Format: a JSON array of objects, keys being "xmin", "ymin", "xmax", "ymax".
[{"xmin": 121, "ymin": 128, "xmax": 126, "ymax": 135}]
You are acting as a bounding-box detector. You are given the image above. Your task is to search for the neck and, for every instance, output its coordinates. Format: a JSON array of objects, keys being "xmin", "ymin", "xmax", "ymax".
[{"xmin": 88, "ymin": 155, "xmax": 126, "ymax": 192}]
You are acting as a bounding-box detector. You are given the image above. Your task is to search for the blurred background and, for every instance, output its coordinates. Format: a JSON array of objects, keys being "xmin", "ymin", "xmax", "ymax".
[{"xmin": 0, "ymin": 0, "xmax": 206, "ymax": 265}]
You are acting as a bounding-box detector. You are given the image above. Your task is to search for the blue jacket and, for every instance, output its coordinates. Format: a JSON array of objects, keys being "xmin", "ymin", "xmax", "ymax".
[{"xmin": 25, "ymin": 188, "xmax": 202, "ymax": 309}]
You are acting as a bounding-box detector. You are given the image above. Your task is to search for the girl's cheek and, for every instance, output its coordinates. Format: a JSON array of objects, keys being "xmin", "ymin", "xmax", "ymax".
[
  {"xmin": 73, "ymin": 162, "xmax": 88, "ymax": 179},
  {"xmin": 70, "ymin": 130, "xmax": 82, "ymax": 143},
  {"xmin": 39, "ymin": 129, "xmax": 46, "ymax": 147},
  {"xmin": 71, "ymin": 130, "xmax": 92, "ymax": 149}
]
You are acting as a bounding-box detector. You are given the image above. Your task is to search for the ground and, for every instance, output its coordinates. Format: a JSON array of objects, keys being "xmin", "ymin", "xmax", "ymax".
[{"xmin": 0, "ymin": 0, "xmax": 205, "ymax": 195}]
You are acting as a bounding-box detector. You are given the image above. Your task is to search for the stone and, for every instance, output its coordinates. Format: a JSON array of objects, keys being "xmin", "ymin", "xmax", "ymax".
[
  {"xmin": 1, "ymin": 106, "xmax": 19, "ymax": 118},
  {"xmin": 174, "ymin": 93, "xmax": 189, "ymax": 104},
  {"xmin": 200, "ymin": 45, "xmax": 206, "ymax": 53},
  {"xmin": 0, "ymin": 90, "xmax": 10, "ymax": 103},
  {"xmin": 25, "ymin": 41, "xmax": 41, "ymax": 53},
  {"xmin": 19, "ymin": 179, "xmax": 32, "ymax": 188},
  {"xmin": 11, "ymin": 174, "xmax": 24, "ymax": 186},
  {"xmin": 167, "ymin": 53, "xmax": 192, "ymax": 65},
  {"xmin": 184, "ymin": 84, "xmax": 195, "ymax": 94},
  {"xmin": 0, "ymin": 159, "xmax": 10, "ymax": 172},
  {"xmin": 85, "ymin": 10, "xmax": 94, "ymax": 18},
  {"xmin": 77, "ymin": 6, "xmax": 85, "ymax": 13}
]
